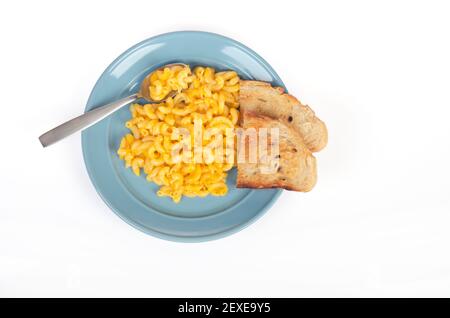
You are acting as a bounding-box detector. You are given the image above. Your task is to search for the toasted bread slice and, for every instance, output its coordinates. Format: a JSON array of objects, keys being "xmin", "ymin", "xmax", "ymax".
[
  {"xmin": 236, "ymin": 111, "xmax": 317, "ymax": 192},
  {"xmin": 239, "ymin": 80, "xmax": 327, "ymax": 153}
]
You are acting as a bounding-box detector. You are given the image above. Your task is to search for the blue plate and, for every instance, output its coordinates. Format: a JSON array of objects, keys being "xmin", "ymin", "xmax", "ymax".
[{"xmin": 82, "ymin": 31, "xmax": 284, "ymax": 242}]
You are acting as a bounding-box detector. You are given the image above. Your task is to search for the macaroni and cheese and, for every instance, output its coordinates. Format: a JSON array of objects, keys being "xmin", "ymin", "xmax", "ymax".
[{"xmin": 117, "ymin": 65, "xmax": 240, "ymax": 203}]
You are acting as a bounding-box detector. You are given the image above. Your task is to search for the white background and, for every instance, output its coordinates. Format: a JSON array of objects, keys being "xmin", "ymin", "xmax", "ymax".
[{"xmin": 1, "ymin": 0, "xmax": 449, "ymax": 297}]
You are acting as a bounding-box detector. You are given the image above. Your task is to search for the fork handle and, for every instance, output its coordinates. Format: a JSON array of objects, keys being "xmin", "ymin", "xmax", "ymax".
[{"xmin": 39, "ymin": 94, "xmax": 138, "ymax": 147}]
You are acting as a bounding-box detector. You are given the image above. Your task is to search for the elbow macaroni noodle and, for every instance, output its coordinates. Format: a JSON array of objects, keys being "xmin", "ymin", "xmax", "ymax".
[{"xmin": 117, "ymin": 65, "xmax": 240, "ymax": 203}]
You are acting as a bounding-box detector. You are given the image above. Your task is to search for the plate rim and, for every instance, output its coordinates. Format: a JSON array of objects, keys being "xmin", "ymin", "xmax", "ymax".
[{"xmin": 81, "ymin": 30, "xmax": 284, "ymax": 242}]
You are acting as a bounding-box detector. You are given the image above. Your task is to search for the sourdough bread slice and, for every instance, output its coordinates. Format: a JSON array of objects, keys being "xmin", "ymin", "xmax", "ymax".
[
  {"xmin": 236, "ymin": 111, "xmax": 317, "ymax": 192},
  {"xmin": 239, "ymin": 80, "xmax": 327, "ymax": 153}
]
